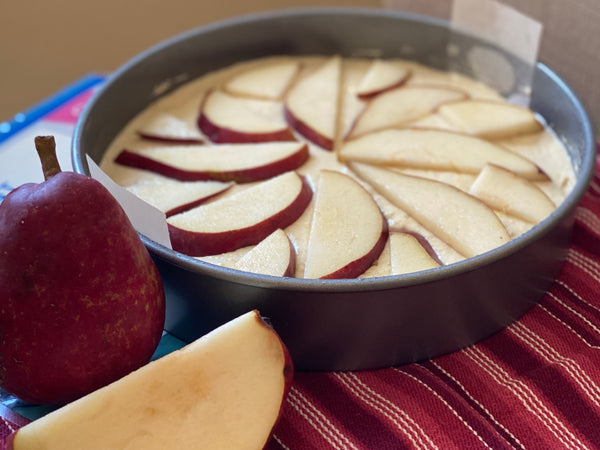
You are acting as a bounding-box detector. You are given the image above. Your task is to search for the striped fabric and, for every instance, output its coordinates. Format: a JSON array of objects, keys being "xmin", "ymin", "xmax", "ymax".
[
  {"xmin": 2, "ymin": 165, "xmax": 599, "ymax": 450},
  {"xmin": 2, "ymin": 79, "xmax": 598, "ymax": 449},
  {"xmin": 2, "ymin": 168, "xmax": 599, "ymax": 449},
  {"xmin": 267, "ymin": 163, "xmax": 600, "ymax": 449},
  {"xmin": 0, "ymin": 405, "xmax": 29, "ymax": 446}
]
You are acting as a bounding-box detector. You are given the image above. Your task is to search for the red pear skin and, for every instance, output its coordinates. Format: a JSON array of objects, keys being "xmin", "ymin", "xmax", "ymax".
[
  {"xmin": 390, "ymin": 228, "xmax": 444, "ymax": 266},
  {"xmin": 283, "ymin": 106, "xmax": 334, "ymax": 151},
  {"xmin": 169, "ymin": 176, "xmax": 313, "ymax": 257},
  {"xmin": 198, "ymin": 114, "xmax": 296, "ymax": 144},
  {"xmin": 283, "ymin": 236, "xmax": 297, "ymax": 278},
  {"xmin": 137, "ymin": 130, "xmax": 205, "ymax": 145},
  {"xmin": 256, "ymin": 313, "xmax": 294, "ymax": 448},
  {"xmin": 164, "ymin": 186, "xmax": 233, "ymax": 218},
  {"xmin": 0, "ymin": 137, "xmax": 165, "ymax": 405},
  {"xmin": 198, "ymin": 90, "xmax": 296, "ymax": 144},
  {"xmin": 321, "ymin": 216, "xmax": 389, "ymax": 280},
  {"xmin": 356, "ymin": 71, "xmax": 411, "ymax": 100},
  {"xmin": 114, "ymin": 144, "xmax": 309, "ymax": 183}
]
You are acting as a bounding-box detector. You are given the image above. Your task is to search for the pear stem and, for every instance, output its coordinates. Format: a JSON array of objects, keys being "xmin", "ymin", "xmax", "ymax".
[{"xmin": 35, "ymin": 136, "xmax": 62, "ymax": 181}]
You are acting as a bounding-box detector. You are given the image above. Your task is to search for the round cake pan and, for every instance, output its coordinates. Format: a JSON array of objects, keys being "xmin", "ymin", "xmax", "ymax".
[{"xmin": 72, "ymin": 7, "xmax": 596, "ymax": 371}]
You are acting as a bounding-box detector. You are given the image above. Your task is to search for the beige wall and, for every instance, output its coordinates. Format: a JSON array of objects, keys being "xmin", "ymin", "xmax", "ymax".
[
  {"xmin": 0, "ymin": 0, "xmax": 380, "ymax": 121},
  {"xmin": 1, "ymin": 0, "xmax": 598, "ymax": 133},
  {"xmin": 387, "ymin": 0, "xmax": 600, "ymax": 135}
]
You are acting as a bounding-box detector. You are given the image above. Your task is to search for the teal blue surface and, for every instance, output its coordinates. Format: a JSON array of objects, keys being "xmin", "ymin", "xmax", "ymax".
[{"xmin": 11, "ymin": 332, "xmax": 186, "ymax": 421}]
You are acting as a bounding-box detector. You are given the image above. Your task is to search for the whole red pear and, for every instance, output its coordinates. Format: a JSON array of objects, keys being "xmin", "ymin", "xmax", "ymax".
[{"xmin": 0, "ymin": 136, "xmax": 165, "ymax": 405}]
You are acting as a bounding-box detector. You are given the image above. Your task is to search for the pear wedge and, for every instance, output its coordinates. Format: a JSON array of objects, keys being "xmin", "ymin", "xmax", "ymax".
[
  {"xmin": 224, "ymin": 60, "xmax": 301, "ymax": 100},
  {"xmin": 438, "ymin": 99, "xmax": 543, "ymax": 140},
  {"xmin": 284, "ymin": 57, "xmax": 342, "ymax": 150},
  {"xmin": 340, "ymin": 128, "xmax": 547, "ymax": 181},
  {"xmin": 234, "ymin": 229, "xmax": 297, "ymax": 277},
  {"xmin": 199, "ymin": 89, "xmax": 295, "ymax": 143},
  {"xmin": 115, "ymin": 141, "xmax": 309, "ymax": 183},
  {"xmin": 469, "ymin": 164, "xmax": 556, "ymax": 224},
  {"xmin": 348, "ymin": 85, "xmax": 467, "ymax": 137},
  {"xmin": 125, "ymin": 178, "xmax": 233, "ymax": 217},
  {"xmin": 356, "ymin": 59, "xmax": 411, "ymax": 99},
  {"xmin": 168, "ymin": 171, "xmax": 312, "ymax": 256},
  {"xmin": 350, "ymin": 163, "xmax": 509, "ymax": 258},
  {"xmin": 390, "ymin": 231, "xmax": 441, "ymax": 275},
  {"xmin": 137, "ymin": 113, "xmax": 204, "ymax": 144},
  {"xmin": 304, "ymin": 170, "xmax": 388, "ymax": 279},
  {"xmin": 8, "ymin": 311, "xmax": 293, "ymax": 450}
]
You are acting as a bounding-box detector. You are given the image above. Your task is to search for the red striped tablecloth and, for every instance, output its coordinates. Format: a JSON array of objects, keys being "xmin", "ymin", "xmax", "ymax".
[
  {"xmin": 265, "ymin": 159, "xmax": 600, "ymax": 449},
  {"xmin": 1, "ymin": 80, "xmax": 598, "ymax": 448},
  {"xmin": 2, "ymin": 163, "xmax": 600, "ymax": 449}
]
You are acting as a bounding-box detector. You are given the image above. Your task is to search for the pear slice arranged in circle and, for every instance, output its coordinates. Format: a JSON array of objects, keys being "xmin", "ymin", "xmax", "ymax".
[
  {"xmin": 438, "ymin": 99, "xmax": 543, "ymax": 140},
  {"xmin": 351, "ymin": 162, "xmax": 510, "ymax": 259},
  {"xmin": 168, "ymin": 171, "xmax": 312, "ymax": 257},
  {"xmin": 115, "ymin": 141, "xmax": 309, "ymax": 183},
  {"xmin": 234, "ymin": 229, "xmax": 297, "ymax": 277},
  {"xmin": 284, "ymin": 56, "xmax": 342, "ymax": 151},
  {"xmin": 347, "ymin": 85, "xmax": 467, "ymax": 138},
  {"xmin": 340, "ymin": 128, "xmax": 547, "ymax": 181},
  {"xmin": 304, "ymin": 170, "xmax": 388, "ymax": 279},
  {"xmin": 199, "ymin": 89, "xmax": 295, "ymax": 143}
]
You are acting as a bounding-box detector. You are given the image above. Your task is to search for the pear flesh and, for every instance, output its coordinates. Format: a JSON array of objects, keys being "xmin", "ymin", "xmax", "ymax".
[{"xmin": 7, "ymin": 310, "xmax": 293, "ymax": 450}]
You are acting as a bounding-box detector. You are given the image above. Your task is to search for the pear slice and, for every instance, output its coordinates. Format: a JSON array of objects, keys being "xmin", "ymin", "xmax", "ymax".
[
  {"xmin": 137, "ymin": 113, "xmax": 205, "ymax": 144},
  {"xmin": 223, "ymin": 60, "xmax": 301, "ymax": 100},
  {"xmin": 390, "ymin": 231, "xmax": 441, "ymax": 275},
  {"xmin": 339, "ymin": 128, "xmax": 547, "ymax": 181},
  {"xmin": 114, "ymin": 141, "xmax": 309, "ymax": 183},
  {"xmin": 234, "ymin": 229, "xmax": 296, "ymax": 277},
  {"xmin": 125, "ymin": 178, "xmax": 233, "ymax": 217},
  {"xmin": 350, "ymin": 163, "xmax": 509, "ymax": 258},
  {"xmin": 304, "ymin": 170, "xmax": 388, "ymax": 279},
  {"xmin": 347, "ymin": 85, "xmax": 467, "ymax": 138},
  {"xmin": 437, "ymin": 99, "xmax": 543, "ymax": 140},
  {"xmin": 198, "ymin": 89, "xmax": 295, "ymax": 143},
  {"xmin": 7, "ymin": 310, "xmax": 293, "ymax": 450},
  {"xmin": 168, "ymin": 171, "xmax": 312, "ymax": 256},
  {"xmin": 469, "ymin": 164, "xmax": 556, "ymax": 224},
  {"xmin": 356, "ymin": 59, "xmax": 411, "ymax": 99},
  {"xmin": 284, "ymin": 56, "xmax": 342, "ymax": 150}
]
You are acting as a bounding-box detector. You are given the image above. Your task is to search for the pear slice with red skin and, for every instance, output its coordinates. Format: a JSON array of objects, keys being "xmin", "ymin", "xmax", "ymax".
[
  {"xmin": 198, "ymin": 89, "xmax": 295, "ymax": 143},
  {"xmin": 347, "ymin": 85, "xmax": 468, "ymax": 138},
  {"xmin": 137, "ymin": 113, "xmax": 204, "ymax": 144},
  {"xmin": 114, "ymin": 141, "xmax": 309, "ymax": 183},
  {"xmin": 7, "ymin": 310, "xmax": 293, "ymax": 450},
  {"xmin": 304, "ymin": 170, "xmax": 388, "ymax": 279},
  {"xmin": 234, "ymin": 229, "xmax": 297, "ymax": 277},
  {"xmin": 125, "ymin": 178, "xmax": 233, "ymax": 217},
  {"xmin": 390, "ymin": 231, "xmax": 441, "ymax": 275},
  {"xmin": 469, "ymin": 164, "xmax": 556, "ymax": 224},
  {"xmin": 437, "ymin": 99, "xmax": 543, "ymax": 140},
  {"xmin": 356, "ymin": 59, "xmax": 411, "ymax": 99},
  {"xmin": 350, "ymin": 162, "xmax": 510, "ymax": 259},
  {"xmin": 224, "ymin": 60, "xmax": 301, "ymax": 100},
  {"xmin": 284, "ymin": 56, "xmax": 342, "ymax": 151},
  {"xmin": 339, "ymin": 128, "xmax": 547, "ymax": 181},
  {"xmin": 168, "ymin": 171, "xmax": 312, "ymax": 256}
]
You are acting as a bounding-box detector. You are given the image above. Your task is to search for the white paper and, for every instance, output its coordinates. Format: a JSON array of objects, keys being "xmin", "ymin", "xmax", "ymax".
[
  {"xmin": 450, "ymin": 0, "xmax": 542, "ymax": 64},
  {"xmin": 87, "ymin": 155, "xmax": 172, "ymax": 249},
  {"xmin": 449, "ymin": 0, "xmax": 542, "ymax": 103},
  {"xmin": 381, "ymin": 0, "xmax": 543, "ymax": 103}
]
